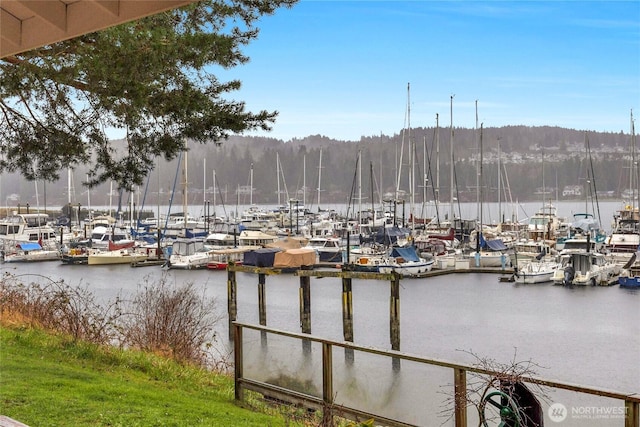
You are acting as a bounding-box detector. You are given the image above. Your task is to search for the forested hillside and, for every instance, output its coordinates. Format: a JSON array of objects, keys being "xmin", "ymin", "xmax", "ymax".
[{"xmin": 1, "ymin": 125, "xmax": 634, "ymax": 209}]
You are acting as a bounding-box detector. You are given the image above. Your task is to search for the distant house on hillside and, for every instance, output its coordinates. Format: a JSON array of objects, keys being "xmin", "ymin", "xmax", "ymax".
[{"xmin": 562, "ymin": 185, "xmax": 582, "ymax": 197}]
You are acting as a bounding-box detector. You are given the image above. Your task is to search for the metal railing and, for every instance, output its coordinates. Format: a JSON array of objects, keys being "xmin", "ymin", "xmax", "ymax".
[{"xmin": 233, "ymin": 322, "xmax": 640, "ymax": 427}]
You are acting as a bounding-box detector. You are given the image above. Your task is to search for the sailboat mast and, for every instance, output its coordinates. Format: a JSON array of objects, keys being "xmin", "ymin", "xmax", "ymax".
[
  {"xmin": 182, "ymin": 152, "xmax": 188, "ymax": 233},
  {"xmin": 436, "ymin": 113, "xmax": 440, "ymax": 208},
  {"xmin": 317, "ymin": 148, "xmax": 323, "ymax": 207},
  {"xmin": 632, "ymin": 111, "xmax": 638, "ymax": 209},
  {"xmin": 477, "ymin": 123, "xmax": 484, "ymax": 253},
  {"xmin": 370, "ymin": 161, "xmax": 375, "ymax": 225},
  {"xmin": 422, "ymin": 134, "xmax": 427, "ymax": 220},
  {"xmin": 86, "ymin": 174, "xmax": 91, "ymax": 222},
  {"xmin": 408, "ymin": 83, "xmax": 415, "ymax": 228},
  {"xmin": 212, "ymin": 169, "xmax": 217, "ymax": 218},
  {"xmin": 277, "ymin": 153, "xmax": 281, "ymax": 206},
  {"xmin": 630, "ymin": 110, "xmax": 636, "ymax": 208},
  {"xmin": 395, "ymin": 85, "xmax": 409, "ymax": 202},
  {"xmin": 67, "ymin": 168, "xmax": 72, "ymax": 205},
  {"xmin": 498, "ymin": 137, "xmax": 502, "ymax": 223},
  {"xmin": 109, "ymin": 181, "xmax": 113, "ymax": 217},
  {"xmin": 250, "ymin": 163, "xmax": 254, "ymax": 206},
  {"xmin": 358, "ymin": 150, "xmax": 362, "ymax": 225},
  {"xmin": 475, "ymin": 100, "xmax": 479, "ymax": 221},
  {"xmin": 449, "ymin": 95, "xmax": 455, "ymax": 221},
  {"xmin": 303, "ymin": 154, "xmax": 306, "ymax": 207}
]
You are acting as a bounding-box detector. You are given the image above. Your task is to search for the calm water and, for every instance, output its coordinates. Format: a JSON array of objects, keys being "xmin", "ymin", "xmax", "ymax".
[{"xmin": 3, "ymin": 257, "xmax": 638, "ymax": 426}]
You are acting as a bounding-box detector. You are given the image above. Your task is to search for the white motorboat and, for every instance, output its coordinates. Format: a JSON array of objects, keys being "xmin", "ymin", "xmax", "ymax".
[
  {"xmin": 305, "ymin": 236, "xmax": 343, "ymax": 263},
  {"xmin": 552, "ymin": 251, "xmax": 619, "ymax": 286},
  {"xmin": 3, "ymin": 242, "xmax": 60, "ymax": 262},
  {"xmin": 167, "ymin": 239, "xmax": 211, "ymax": 269},
  {"xmin": 0, "ymin": 213, "xmax": 58, "ymax": 249},
  {"xmin": 377, "ymin": 246, "xmax": 434, "ymax": 277},
  {"xmin": 514, "ymin": 259, "xmax": 560, "ymax": 284}
]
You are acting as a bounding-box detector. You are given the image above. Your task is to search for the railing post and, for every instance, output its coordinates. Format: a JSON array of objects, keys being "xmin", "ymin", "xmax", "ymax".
[
  {"xmin": 454, "ymin": 368, "xmax": 467, "ymax": 427},
  {"xmin": 233, "ymin": 323, "xmax": 243, "ymax": 402},
  {"xmin": 227, "ymin": 265, "xmax": 237, "ymax": 341},
  {"xmin": 627, "ymin": 399, "xmax": 639, "ymax": 427},
  {"xmin": 322, "ymin": 342, "xmax": 334, "ymax": 426}
]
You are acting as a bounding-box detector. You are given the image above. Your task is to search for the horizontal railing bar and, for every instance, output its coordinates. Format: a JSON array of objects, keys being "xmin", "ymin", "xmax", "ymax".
[
  {"xmin": 240, "ymin": 378, "xmax": 418, "ymax": 427},
  {"xmin": 235, "ymin": 322, "xmax": 640, "ymax": 403}
]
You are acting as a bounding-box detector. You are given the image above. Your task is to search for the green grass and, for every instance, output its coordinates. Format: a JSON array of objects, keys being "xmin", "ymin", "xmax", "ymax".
[{"xmin": 0, "ymin": 325, "xmax": 301, "ymax": 426}]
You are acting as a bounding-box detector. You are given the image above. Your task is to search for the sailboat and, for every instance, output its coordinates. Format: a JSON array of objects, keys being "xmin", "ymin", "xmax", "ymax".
[
  {"xmin": 606, "ymin": 111, "xmax": 640, "ymax": 265},
  {"xmin": 467, "ymin": 123, "xmax": 508, "ymax": 268}
]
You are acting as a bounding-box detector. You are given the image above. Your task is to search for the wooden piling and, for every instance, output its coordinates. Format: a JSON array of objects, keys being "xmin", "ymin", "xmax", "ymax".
[
  {"xmin": 390, "ymin": 273, "xmax": 400, "ymax": 351},
  {"xmin": 258, "ymin": 273, "xmax": 266, "ymax": 326},
  {"xmin": 390, "ymin": 273, "xmax": 401, "ymax": 371},
  {"xmin": 227, "ymin": 264, "xmax": 237, "ymax": 341},
  {"xmin": 341, "ymin": 277, "xmax": 353, "ymax": 342},
  {"xmin": 299, "ymin": 274, "xmax": 312, "ymax": 353},
  {"xmin": 342, "ymin": 276, "xmax": 355, "ymax": 363},
  {"xmin": 299, "ymin": 274, "xmax": 311, "ymax": 334}
]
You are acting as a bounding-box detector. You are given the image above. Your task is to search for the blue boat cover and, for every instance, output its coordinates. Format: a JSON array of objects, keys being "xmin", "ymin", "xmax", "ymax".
[
  {"xmin": 389, "ymin": 246, "xmax": 420, "ymax": 262},
  {"xmin": 486, "ymin": 239, "xmax": 508, "ymax": 251},
  {"xmin": 371, "ymin": 226, "xmax": 410, "ymax": 245},
  {"xmin": 479, "ymin": 233, "xmax": 508, "ymax": 251},
  {"xmin": 17, "ymin": 242, "xmax": 42, "ymax": 251},
  {"xmin": 243, "ymin": 248, "xmax": 282, "ymax": 267},
  {"xmin": 185, "ymin": 229, "xmax": 208, "ymax": 238}
]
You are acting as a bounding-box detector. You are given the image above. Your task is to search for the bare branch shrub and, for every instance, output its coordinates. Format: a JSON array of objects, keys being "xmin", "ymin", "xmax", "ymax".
[
  {"xmin": 0, "ymin": 272, "xmax": 122, "ymax": 345},
  {"xmin": 439, "ymin": 348, "xmax": 551, "ymax": 427},
  {"xmin": 118, "ymin": 273, "xmax": 221, "ymax": 366}
]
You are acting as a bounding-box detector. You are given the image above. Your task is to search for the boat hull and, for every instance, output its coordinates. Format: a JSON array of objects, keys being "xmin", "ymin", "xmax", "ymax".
[
  {"xmin": 514, "ymin": 261, "xmax": 559, "ymax": 284},
  {"xmin": 3, "ymin": 251, "xmax": 60, "ymax": 262},
  {"xmin": 61, "ymin": 254, "xmax": 89, "ymax": 265},
  {"xmin": 88, "ymin": 252, "xmax": 148, "ymax": 265},
  {"xmin": 207, "ymin": 261, "xmax": 243, "ymax": 270},
  {"xmin": 378, "ymin": 259, "xmax": 435, "ymax": 276},
  {"xmin": 618, "ymin": 276, "xmax": 640, "ymax": 288}
]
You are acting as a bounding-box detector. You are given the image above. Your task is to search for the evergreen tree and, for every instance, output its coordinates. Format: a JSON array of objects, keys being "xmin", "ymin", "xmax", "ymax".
[{"xmin": 0, "ymin": 0, "xmax": 297, "ymax": 190}]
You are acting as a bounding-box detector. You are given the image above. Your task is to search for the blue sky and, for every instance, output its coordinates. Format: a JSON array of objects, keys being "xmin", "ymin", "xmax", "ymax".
[{"xmin": 217, "ymin": 0, "xmax": 640, "ymax": 141}]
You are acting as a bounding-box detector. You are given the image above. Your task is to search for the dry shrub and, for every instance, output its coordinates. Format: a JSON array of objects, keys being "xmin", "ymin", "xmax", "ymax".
[
  {"xmin": 0, "ymin": 272, "xmax": 122, "ymax": 345},
  {"xmin": 118, "ymin": 274, "xmax": 221, "ymax": 366},
  {"xmin": 1, "ymin": 272, "xmax": 223, "ymax": 369}
]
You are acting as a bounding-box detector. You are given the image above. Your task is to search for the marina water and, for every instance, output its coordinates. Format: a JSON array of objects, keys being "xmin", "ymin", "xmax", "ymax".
[{"xmin": 3, "ymin": 201, "xmax": 638, "ymax": 425}]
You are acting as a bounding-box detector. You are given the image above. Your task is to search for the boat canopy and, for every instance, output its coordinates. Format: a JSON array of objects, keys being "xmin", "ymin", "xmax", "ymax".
[
  {"xmin": 243, "ymin": 248, "xmax": 281, "ymax": 267},
  {"xmin": 389, "ymin": 246, "xmax": 420, "ymax": 262},
  {"xmin": 480, "ymin": 233, "xmax": 508, "ymax": 251},
  {"xmin": 365, "ymin": 226, "xmax": 410, "ymax": 245},
  {"xmin": 17, "ymin": 242, "xmax": 42, "ymax": 251},
  {"xmin": 571, "ymin": 213, "xmax": 599, "ymax": 232},
  {"xmin": 273, "ymin": 248, "xmax": 316, "ymax": 268}
]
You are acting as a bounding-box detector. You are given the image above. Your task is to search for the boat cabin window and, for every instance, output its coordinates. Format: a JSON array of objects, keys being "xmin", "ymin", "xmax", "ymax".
[
  {"xmin": 24, "ymin": 216, "xmax": 49, "ymax": 227},
  {"xmin": 0, "ymin": 225, "xmax": 21, "ymax": 235}
]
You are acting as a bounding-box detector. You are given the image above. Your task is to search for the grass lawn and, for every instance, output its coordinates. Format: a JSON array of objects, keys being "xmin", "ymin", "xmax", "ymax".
[{"xmin": 0, "ymin": 325, "xmax": 304, "ymax": 426}]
